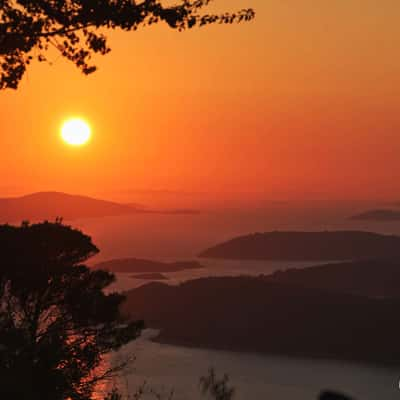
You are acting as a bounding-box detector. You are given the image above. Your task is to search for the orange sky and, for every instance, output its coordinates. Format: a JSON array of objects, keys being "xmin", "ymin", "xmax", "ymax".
[{"xmin": 0, "ymin": 0, "xmax": 399, "ymax": 204}]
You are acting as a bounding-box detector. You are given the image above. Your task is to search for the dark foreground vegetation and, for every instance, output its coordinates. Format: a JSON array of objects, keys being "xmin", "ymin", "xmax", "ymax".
[
  {"xmin": 0, "ymin": 222, "xmax": 143, "ymax": 399},
  {"xmin": 122, "ymin": 275, "xmax": 400, "ymax": 366},
  {"xmin": 199, "ymin": 231, "xmax": 400, "ymax": 260}
]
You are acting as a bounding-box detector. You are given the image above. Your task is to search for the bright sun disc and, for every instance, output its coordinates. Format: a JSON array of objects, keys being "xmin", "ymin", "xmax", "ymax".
[{"xmin": 61, "ymin": 118, "xmax": 91, "ymax": 146}]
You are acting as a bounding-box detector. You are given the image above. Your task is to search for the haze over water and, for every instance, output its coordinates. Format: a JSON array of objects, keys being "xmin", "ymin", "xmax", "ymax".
[{"xmin": 75, "ymin": 202, "xmax": 400, "ymax": 261}]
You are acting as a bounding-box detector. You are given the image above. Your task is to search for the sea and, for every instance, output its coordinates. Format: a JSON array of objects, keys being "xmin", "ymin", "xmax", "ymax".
[{"xmin": 69, "ymin": 208, "xmax": 400, "ymax": 400}]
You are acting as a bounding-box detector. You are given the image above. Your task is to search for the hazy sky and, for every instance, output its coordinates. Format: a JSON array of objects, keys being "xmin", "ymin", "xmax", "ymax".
[{"xmin": 1, "ymin": 0, "xmax": 399, "ymax": 203}]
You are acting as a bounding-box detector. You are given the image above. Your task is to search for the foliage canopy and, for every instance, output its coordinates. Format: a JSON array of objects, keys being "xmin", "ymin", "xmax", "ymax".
[{"xmin": 0, "ymin": 221, "xmax": 143, "ymax": 400}]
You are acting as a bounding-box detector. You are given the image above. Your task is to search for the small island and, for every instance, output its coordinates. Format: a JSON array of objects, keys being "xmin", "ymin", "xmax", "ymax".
[
  {"xmin": 93, "ymin": 257, "xmax": 203, "ymax": 273},
  {"xmin": 131, "ymin": 273, "xmax": 169, "ymax": 280},
  {"xmin": 349, "ymin": 209, "xmax": 400, "ymax": 221},
  {"xmin": 199, "ymin": 231, "xmax": 400, "ymax": 260}
]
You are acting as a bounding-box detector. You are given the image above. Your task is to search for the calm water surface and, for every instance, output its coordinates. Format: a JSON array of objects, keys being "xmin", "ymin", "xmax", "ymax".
[
  {"xmin": 109, "ymin": 258, "xmax": 322, "ymax": 291},
  {"xmin": 95, "ymin": 330, "xmax": 399, "ymax": 400}
]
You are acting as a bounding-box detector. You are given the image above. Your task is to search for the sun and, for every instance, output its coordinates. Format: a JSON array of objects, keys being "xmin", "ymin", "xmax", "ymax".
[{"xmin": 60, "ymin": 118, "xmax": 91, "ymax": 146}]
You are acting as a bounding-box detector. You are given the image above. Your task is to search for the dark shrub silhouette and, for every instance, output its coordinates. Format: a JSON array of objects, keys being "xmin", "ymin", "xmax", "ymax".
[{"xmin": 0, "ymin": 221, "xmax": 143, "ymax": 400}]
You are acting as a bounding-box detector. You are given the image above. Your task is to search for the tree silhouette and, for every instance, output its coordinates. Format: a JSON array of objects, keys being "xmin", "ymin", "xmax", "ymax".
[
  {"xmin": 0, "ymin": 0, "xmax": 255, "ymax": 90},
  {"xmin": 0, "ymin": 221, "xmax": 143, "ymax": 400}
]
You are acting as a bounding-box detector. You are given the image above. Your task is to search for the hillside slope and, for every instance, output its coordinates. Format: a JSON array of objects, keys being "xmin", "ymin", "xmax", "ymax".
[{"xmin": 123, "ymin": 276, "xmax": 400, "ymax": 365}]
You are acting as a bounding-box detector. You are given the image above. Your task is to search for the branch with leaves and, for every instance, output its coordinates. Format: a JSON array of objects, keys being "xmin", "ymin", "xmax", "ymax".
[{"xmin": 0, "ymin": 0, "xmax": 255, "ymax": 89}]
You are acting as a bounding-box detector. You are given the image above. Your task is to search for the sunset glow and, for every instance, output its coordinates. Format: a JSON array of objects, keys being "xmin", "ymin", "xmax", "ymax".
[{"xmin": 1, "ymin": 1, "xmax": 399, "ymax": 202}]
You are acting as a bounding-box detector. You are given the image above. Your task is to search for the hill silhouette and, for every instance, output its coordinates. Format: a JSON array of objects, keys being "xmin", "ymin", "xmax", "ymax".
[
  {"xmin": 94, "ymin": 258, "xmax": 203, "ymax": 273},
  {"xmin": 0, "ymin": 192, "xmax": 142, "ymax": 222},
  {"xmin": 349, "ymin": 209, "xmax": 400, "ymax": 221},
  {"xmin": 266, "ymin": 259, "xmax": 400, "ymax": 298},
  {"xmin": 0, "ymin": 192, "xmax": 200, "ymax": 222},
  {"xmin": 199, "ymin": 231, "xmax": 400, "ymax": 261},
  {"xmin": 122, "ymin": 276, "xmax": 400, "ymax": 366}
]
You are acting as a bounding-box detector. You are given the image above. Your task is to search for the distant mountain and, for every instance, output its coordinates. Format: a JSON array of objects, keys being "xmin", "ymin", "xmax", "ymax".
[
  {"xmin": 122, "ymin": 276, "xmax": 400, "ymax": 365},
  {"xmin": 93, "ymin": 257, "xmax": 203, "ymax": 273},
  {"xmin": 0, "ymin": 192, "xmax": 142, "ymax": 222},
  {"xmin": 199, "ymin": 231, "xmax": 400, "ymax": 261},
  {"xmin": 349, "ymin": 209, "xmax": 400, "ymax": 221},
  {"xmin": 0, "ymin": 192, "xmax": 199, "ymax": 222},
  {"xmin": 266, "ymin": 259, "xmax": 400, "ymax": 298}
]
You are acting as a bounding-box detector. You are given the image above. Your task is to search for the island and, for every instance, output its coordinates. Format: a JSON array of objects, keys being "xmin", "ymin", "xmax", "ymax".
[
  {"xmin": 93, "ymin": 257, "xmax": 203, "ymax": 273},
  {"xmin": 131, "ymin": 273, "xmax": 169, "ymax": 280},
  {"xmin": 122, "ymin": 275, "xmax": 400, "ymax": 366},
  {"xmin": 349, "ymin": 209, "xmax": 400, "ymax": 221},
  {"xmin": 199, "ymin": 231, "xmax": 400, "ymax": 261}
]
